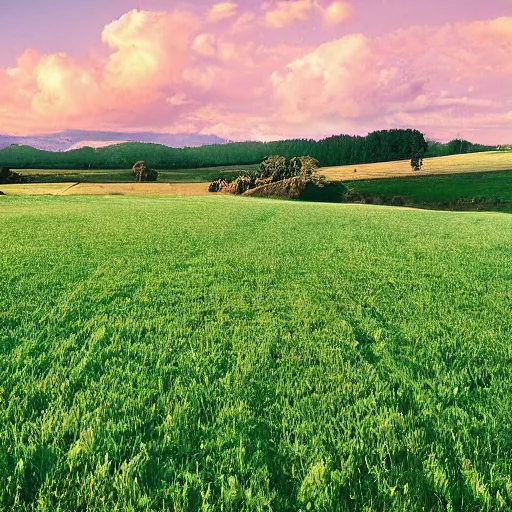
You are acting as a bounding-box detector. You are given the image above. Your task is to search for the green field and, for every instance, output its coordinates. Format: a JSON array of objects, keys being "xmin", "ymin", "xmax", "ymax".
[
  {"xmin": 14, "ymin": 165, "xmax": 258, "ymax": 184},
  {"xmin": 1, "ymin": 196, "xmax": 512, "ymax": 511},
  {"xmin": 346, "ymin": 170, "xmax": 512, "ymax": 211}
]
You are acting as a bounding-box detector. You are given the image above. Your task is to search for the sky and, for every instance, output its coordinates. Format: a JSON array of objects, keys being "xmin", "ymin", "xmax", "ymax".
[{"xmin": 0, "ymin": 0, "xmax": 511, "ymax": 143}]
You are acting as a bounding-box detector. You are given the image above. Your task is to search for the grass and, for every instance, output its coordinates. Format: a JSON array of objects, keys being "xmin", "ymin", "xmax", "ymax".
[
  {"xmin": 1, "ymin": 195, "xmax": 512, "ymax": 511},
  {"xmin": 0, "ymin": 183, "xmax": 75, "ymax": 195},
  {"xmin": 14, "ymin": 165, "xmax": 259, "ymax": 184},
  {"xmin": 322, "ymin": 151, "xmax": 512, "ymax": 182},
  {"xmin": 345, "ymin": 170, "xmax": 512, "ymax": 211}
]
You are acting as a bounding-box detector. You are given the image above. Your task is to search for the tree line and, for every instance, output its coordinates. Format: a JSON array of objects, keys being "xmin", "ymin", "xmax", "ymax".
[{"xmin": 0, "ymin": 129, "xmax": 493, "ymax": 170}]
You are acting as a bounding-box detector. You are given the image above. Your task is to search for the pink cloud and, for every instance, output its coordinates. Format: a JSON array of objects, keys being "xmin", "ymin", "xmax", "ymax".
[
  {"xmin": 192, "ymin": 33, "xmax": 218, "ymax": 57},
  {"xmin": 270, "ymin": 17, "xmax": 512, "ymax": 143},
  {"xmin": 0, "ymin": 5, "xmax": 511, "ymax": 144},
  {"xmin": 263, "ymin": 0, "xmax": 352, "ymax": 28},
  {"xmin": 0, "ymin": 9, "xmax": 200, "ymax": 134},
  {"xmin": 323, "ymin": 2, "xmax": 353, "ymax": 25},
  {"xmin": 207, "ymin": 2, "xmax": 238, "ymax": 22},
  {"xmin": 264, "ymin": 0, "xmax": 314, "ymax": 28},
  {"xmin": 102, "ymin": 9, "xmax": 199, "ymax": 89},
  {"xmin": 230, "ymin": 12, "xmax": 257, "ymax": 33}
]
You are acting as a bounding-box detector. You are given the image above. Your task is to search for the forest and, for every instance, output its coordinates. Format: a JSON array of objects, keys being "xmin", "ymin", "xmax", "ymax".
[{"xmin": 0, "ymin": 129, "xmax": 494, "ymax": 170}]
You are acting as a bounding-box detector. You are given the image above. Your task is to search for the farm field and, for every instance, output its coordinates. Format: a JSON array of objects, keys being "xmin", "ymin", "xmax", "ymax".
[
  {"xmin": 345, "ymin": 170, "xmax": 512, "ymax": 212},
  {"xmin": 12, "ymin": 164, "xmax": 258, "ymax": 184},
  {"xmin": 0, "ymin": 182, "xmax": 211, "ymax": 196},
  {"xmin": 8, "ymin": 152, "xmax": 511, "ymax": 187},
  {"xmin": 1, "ymin": 195, "xmax": 512, "ymax": 511},
  {"xmin": 322, "ymin": 151, "xmax": 512, "ymax": 181}
]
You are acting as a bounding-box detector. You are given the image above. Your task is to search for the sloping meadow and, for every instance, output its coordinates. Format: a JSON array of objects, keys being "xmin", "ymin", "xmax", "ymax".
[{"xmin": 1, "ymin": 195, "xmax": 511, "ymax": 511}]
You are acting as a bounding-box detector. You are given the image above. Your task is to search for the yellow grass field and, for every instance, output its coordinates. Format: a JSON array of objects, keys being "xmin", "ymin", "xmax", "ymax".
[
  {"xmin": 0, "ymin": 182, "xmax": 211, "ymax": 196},
  {"xmin": 0, "ymin": 183, "xmax": 74, "ymax": 195},
  {"xmin": 322, "ymin": 151, "xmax": 512, "ymax": 181}
]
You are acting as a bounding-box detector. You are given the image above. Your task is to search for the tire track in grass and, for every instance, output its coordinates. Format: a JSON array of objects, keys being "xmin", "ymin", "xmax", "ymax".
[{"xmin": 58, "ymin": 182, "xmax": 80, "ymax": 195}]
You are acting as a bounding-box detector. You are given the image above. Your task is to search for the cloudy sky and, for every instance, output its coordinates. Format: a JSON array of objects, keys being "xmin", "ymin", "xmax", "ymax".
[{"xmin": 1, "ymin": 0, "xmax": 511, "ymax": 143}]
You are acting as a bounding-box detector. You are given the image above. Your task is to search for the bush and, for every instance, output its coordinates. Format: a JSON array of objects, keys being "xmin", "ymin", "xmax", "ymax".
[
  {"xmin": 298, "ymin": 181, "xmax": 347, "ymax": 202},
  {"xmin": 389, "ymin": 196, "xmax": 407, "ymax": 206},
  {"xmin": 343, "ymin": 188, "xmax": 365, "ymax": 203},
  {"xmin": 208, "ymin": 179, "xmax": 229, "ymax": 192},
  {"xmin": 0, "ymin": 167, "xmax": 29, "ymax": 184},
  {"xmin": 230, "ymin": 175, "xmax": 255, "ymax": 194}
]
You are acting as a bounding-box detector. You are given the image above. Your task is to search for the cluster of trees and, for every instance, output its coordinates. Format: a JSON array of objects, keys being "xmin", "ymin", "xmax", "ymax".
[
  {"xmin": 210, "ymin": 155, "xmax": 321, "ymax": 195},
  {"xmin": 0, "ymin": 129, "xmax": 429, "ymax": 170},
  {"xmin": 426, "ymin": 139, "xmax": 495, "ymax": 157}
]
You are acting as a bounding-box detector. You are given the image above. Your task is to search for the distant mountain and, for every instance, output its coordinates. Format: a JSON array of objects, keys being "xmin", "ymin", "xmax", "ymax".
[
  {"xmin": 0, "ymin": 130, "xmax": 226, "ymax": 152},
  {"xmin": 66, "ymin": 140, "xmax": 131, "ymax": 151}
]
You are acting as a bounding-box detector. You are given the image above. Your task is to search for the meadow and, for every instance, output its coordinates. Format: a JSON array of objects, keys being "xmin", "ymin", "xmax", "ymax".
[
  {"xmin": 13, "ymin": 165, "xmax": 258, "ymax": 184},
  {"xmin": 1, "ymin": 195, "xmax": 512, "ymax": 511},
  {"xmin": 345, "ymin": 170, "xmax": 512, "ymax": 212}
]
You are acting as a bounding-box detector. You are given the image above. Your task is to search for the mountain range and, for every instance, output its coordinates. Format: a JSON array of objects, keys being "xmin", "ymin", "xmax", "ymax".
[{"xmin": 0, "ymin": 130, "xmax": 227, "ymax": 152}]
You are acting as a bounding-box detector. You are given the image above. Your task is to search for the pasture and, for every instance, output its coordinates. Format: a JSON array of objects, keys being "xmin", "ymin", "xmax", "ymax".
[
  {"xmin": 1, "ymin": 195, "xmax": 512, "ymax": 511},
  {"xmin": 345, "ymin": 170, "xmax": 512, "ymax": 212},
  {"xmin": 11, "ymin": 165, "xmax": 258, "ymax": 184}
]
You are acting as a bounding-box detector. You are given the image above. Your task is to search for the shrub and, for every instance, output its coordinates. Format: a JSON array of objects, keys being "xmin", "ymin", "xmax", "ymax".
[
  {"xmin": 208, "ymin": 179, "xmax": 229, "ymax": 192},
  {"xmin": 389, "ymin": 195, "xmax": 407, "ymax": 206},
  {"xmin": 298, "ymin": 181, "xmax": 347, "ymax": 202},
  {"xmin": 0, "ymin": 167, "xmax": 29, "ymax": 184},
  {"xmin": 227, "ymin": 175, "xmax": 254, "ymax": 195},
  {"xmin": 343, "ymin": 188, "xmax": 365, "ymax": 203}
]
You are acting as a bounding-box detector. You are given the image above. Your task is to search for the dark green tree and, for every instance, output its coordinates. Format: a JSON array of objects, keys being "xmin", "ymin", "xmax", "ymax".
[{"xmin": 410, "ymin": 152, "xmax": 424, "ymax": 171}]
